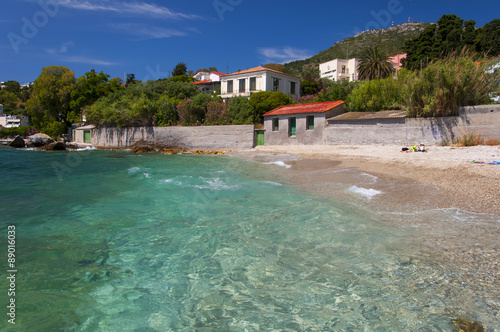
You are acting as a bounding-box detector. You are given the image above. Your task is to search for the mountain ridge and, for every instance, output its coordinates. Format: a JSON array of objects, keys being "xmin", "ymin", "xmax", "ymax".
[{"xmin": 284, "ymin": 22, "xmax": 431, "ymax": 77}]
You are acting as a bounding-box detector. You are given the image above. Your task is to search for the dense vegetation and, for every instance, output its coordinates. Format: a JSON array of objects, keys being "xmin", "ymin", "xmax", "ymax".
[
  {"xmin": 403, "ymin": 15, "xmax": 500, "ymax": 70},
  {"xmin": 2, "ymin": 14, "xmax": 499, "ymax": 138}
]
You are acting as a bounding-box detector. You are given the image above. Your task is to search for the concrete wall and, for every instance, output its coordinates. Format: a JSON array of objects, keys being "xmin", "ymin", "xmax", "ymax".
[
  {"xmin": 154, "ymin": 125, "xmax": 255, "ymax": 149},
  {"xmin": 325, "ymin": 105, "xmax": 500, "ymax": 145},
  {"xmin": 91, "ymin": 125, "xmax": 255, "ymax": 149}
]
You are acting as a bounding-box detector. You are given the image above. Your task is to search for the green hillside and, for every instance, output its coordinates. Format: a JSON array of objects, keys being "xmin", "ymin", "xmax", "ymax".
[{"xmin": 284, "ymin": 22, "xmax": 431, "ymax": 77}]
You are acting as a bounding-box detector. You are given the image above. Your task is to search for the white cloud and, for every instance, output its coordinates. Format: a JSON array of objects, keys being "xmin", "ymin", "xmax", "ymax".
[
  {"xmin": 109, "ymin": 23, "xmax": 188, "ymax": 39},
  {"xmin": 45, "ymin": 41, "xmax": 74, "ymax": 54},
  {"xmin": 53, "ymin": 0, "xmax": 200, "ymax": 19},
  {"xmin": 63, "ymin": 56, "xmax": 117, "ymax": 66},
  {"xmin": 258, "ymin": 46, "xmax": 313, "ymax": 64}
]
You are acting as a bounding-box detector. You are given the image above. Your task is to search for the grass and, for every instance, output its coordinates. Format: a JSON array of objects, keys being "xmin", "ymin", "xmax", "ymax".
[{"xmin": 451, "ymin": 134, "xmax": 484, "ymax": 147}]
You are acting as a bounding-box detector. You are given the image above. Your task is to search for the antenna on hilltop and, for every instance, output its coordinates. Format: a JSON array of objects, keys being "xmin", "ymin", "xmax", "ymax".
[{"xmin": 408, "ymin": 16, "xmax": 411, "ymax": 23}]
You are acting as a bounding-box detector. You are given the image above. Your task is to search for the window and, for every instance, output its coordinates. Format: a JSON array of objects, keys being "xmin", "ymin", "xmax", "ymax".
[
  {"xmin": 239, "ymin": 79, "xmax": 245, "ymax": 93},
  {"xmin": 290, "ymin": 81, "xmax": 296, "ymax": 95},
  {"xmin": 306, "ymin": 116, "xmax": 314, "ymax": 130},
  {"xmin": 227, "ymin": 80, "xmax": 233, "ymax": 93},
  {"xmin": 272, "ymin": 118, "xmax": 279, "ymax": 131},
  {"xmin": 289, "ymin": 117, "xmax": 296, "ymax": 137},
  {"xmin": 250, "ymin": 77, "xmax": 256, "ymax": 91},
  {"xmin": 273, "ymin": 78, "xmax": 280, "ymax": 91},
  {"xmin": 342, "ymin": 65, "xmax": 346, "ymax": 73}
]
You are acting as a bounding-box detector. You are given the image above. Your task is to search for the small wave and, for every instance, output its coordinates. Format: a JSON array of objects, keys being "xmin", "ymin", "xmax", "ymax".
[
  {"xmin": 262, "ymin": 180, "xmax": 283, "ymax": 186},
  {"xmin": 162, "ymin": 177, "xmax": 239, "ymax": 191},
  {"xmin": 265, "ymin": 161, "xmax": 291, "ymax": 168},
  {"xmin": 74, "ymin": 146, "xmax": 97, "ymax": 151},
  {"xmin": 348, "ymin": 185, "xmax": 382, "ymax": 199},
  {"xmin": 128, "ymin": 167, "xmax": 141, "ymax": 174},
  {"xmin": 143, "ymin": 173, "xmax": 151, "ymax": 179}
]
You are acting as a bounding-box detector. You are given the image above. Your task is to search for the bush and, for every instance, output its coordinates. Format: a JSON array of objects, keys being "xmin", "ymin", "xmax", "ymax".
[
  {"xmin": 0, "ymin": 126, "xmax": 35, "ymax": 138},
  {"xmin": 249, "ymin": 91, "xmax": 292, "ymax": 120},
  {"xmin": 204, "ymin": 101, "xmax": 232, "ymax": 125},
  {"xmin": 42, "ymin": 121, "xmax": 67, "ymax": 139},
  {"xmin": 227, "ymin": 96, "xmax": 255, "ymax": 124},
  {"xmin": 451, "ymin": 134, "xmax": 484, "ymax": 147},
  {"xmin": 401, "ymin": 50, "xmax": 499, "ymax": 117},
  {"xmin": 346, "ymin": 78, "xmax": 402, "ymax": 112}
]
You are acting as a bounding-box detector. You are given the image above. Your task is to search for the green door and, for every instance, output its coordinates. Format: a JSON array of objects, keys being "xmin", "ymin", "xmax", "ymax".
[
  {"xmin": 84, "ymin": 130, "xmax": 91, "ymax": 143},
  {"xmin": 289, "ymin": 117, "xmax": 296, "ymax": 137},
  {"xmin": 256, "ymin": 130, "xmax": 265, "ymax": 146}
]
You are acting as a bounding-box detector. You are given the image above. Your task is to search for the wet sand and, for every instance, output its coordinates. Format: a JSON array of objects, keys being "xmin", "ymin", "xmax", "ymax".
[{"xmin": 230, "ymin": 144, "xmax": 500, "ymax": 325}]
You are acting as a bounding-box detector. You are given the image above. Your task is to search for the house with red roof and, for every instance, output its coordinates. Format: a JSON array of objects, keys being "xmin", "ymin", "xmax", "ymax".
[
  {"xmin": 220, "ymin": 66, "xmax": 301, "ymax": 101},
  {"xmin": 193, "ymin": 71, "xmax": 227, "ymax": 94},
  {"xmin": 262, "ymin": 101, "xmax": 345, "ymax": 145}
]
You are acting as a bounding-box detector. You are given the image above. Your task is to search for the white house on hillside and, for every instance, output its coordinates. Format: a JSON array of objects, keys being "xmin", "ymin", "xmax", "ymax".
[
  {"xmin": 220, "ymin": 66, "xmax": 301, "ymax": 101},
  {"xmin": 319, "ymin": 58, "xmax": 360, "ymax": 82},
  {"xmin": 193, "ymin": 71, "xmax": 227, "ymax": 94}
]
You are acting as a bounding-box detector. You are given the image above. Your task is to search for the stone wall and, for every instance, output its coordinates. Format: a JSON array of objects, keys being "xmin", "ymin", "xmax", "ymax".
[
  {"xmin": 91, "ymin": 125, "xmax": 255, "ymax": 149},
  {"xmin": 325, "ymin": 105, "xmax": 500, "ymax": 145}
]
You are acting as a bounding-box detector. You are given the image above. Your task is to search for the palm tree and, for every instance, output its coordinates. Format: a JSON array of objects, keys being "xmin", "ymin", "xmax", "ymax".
[{"xmin": 357, "ymin": 47, "xmax": 395, "ymax": 80}]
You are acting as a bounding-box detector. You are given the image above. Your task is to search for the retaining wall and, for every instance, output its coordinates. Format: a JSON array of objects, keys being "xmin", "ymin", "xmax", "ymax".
[
  {"xmin": 91, "ymin": 125, "xmax": 255, "ymax": 149},
  {"xmin": 325, "ymin": 105, "xmax": 500, "ymax": 145}
]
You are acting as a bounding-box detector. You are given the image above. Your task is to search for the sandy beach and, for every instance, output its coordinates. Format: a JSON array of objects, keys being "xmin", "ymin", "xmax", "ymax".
[{"xmin": 245, "ymin": 144, "xmax": 500, "ymax": 215}]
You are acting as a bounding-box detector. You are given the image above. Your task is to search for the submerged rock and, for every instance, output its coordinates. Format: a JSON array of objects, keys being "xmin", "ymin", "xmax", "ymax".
[
  {"xmin": 7, "ymin": 135, "xmax": 26, "ymax": 148},
  {"xmin": 452, "ymin": 318, "xmax": 485, "ymax": 332}
]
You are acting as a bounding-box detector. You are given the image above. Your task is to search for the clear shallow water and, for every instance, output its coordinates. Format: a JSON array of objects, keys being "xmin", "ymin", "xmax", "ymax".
[{"xmin": 0, "ymin": 147, "xmax": 497, "ymax": 331}]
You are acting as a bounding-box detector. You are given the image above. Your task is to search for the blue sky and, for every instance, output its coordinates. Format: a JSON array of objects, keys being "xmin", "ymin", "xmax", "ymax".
[{"xmin": 1, "ymin": 0, "xmax": 498, "ymax": 84}]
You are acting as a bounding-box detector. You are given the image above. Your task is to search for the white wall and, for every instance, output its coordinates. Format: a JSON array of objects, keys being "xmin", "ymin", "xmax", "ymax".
[
  {"xmin": 320, "ymin": 58, "xmax": 359, "ymax": 81},
  {"xmin": 220, "ymin": 69, "xmax": 300, "ymax": 101}
]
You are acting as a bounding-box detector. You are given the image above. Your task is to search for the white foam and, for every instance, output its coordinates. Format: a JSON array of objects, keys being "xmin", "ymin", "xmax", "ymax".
[
  {"xmin": 192, "ymin": 177, "xmax": 240, "ymax": 191},
  {"xmin": 265, "ymin": 161, "xmax": 291, "ymax": 168},
  {"xmin": 262, "ymin": 180, "xmax": 283, "ymax": 186},
  {"xmin": 127, "ymin": 167, "xmax": 140, "ymax": 174},
  {"xmin": 75, "ymin": 146, "xmax": 96, "ymax": 151},
  {"xmin": 143, "ymin": 173, "xmax": 151, "ymax": 179},
  {"xmin": 348, "ymin": 185, "xmax": 382, "ymax": 199}
]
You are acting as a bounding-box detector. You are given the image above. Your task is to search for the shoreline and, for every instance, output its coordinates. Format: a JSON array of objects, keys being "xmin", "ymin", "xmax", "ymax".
[
  {"xmin": 231, "ymin": 144, "xmax": 500, "ymax": 325},
  {"xmin": 241, "ymin": 144, "xmax": 500, "ymax": 215}
]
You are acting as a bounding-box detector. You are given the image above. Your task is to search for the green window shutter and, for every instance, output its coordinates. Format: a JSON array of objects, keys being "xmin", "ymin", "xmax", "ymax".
[
  {"xmin": 307, "ymin": 116, "xmax": 314, "ymax": 130},
  {"xmin": 289, "ymin": 117, "xmax": 296, "ymax": 137}
]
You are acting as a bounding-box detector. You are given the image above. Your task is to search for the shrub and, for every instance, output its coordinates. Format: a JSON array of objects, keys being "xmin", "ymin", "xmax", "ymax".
[
  {"xmin": 401, "ymin": 50, "xmax": 499, "ymax": 117},
  {"xmin": 346, "ymin": 78, "xmax": 402, "ymax": 112},
  {"xmin": 42, "ymin": 121, "xmax": 67, "ymax": 139},
  {"xmin": 452, "ymin": 134, "xmax": 484, "ymax": 147},
  {"xmin": 484, "ymin": 137, "xmax": 500, "ymax": 146},
  {"xmin": 228, "ymin": 96, "xmax": 255, "ymax": 124},
  {"xmin": 204, "ymin": 101, "xmax": 232, "ymax": 125}
]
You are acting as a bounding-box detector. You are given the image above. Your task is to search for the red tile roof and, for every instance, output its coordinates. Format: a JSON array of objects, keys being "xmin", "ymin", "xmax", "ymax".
[
  {"xmin": 211, "ymin": 71, "xmax": 227, "ymax": 76},
  {"xmin": 225, "ymin": 66, "xmax": 300, "ymax": 79},
  {"xmin": 193, "ymin": 79, "xmax": 212, "ymax": 85},
  {"xmin": 263, "ymin": 101, "xmax": 345, "ymax": 116}
]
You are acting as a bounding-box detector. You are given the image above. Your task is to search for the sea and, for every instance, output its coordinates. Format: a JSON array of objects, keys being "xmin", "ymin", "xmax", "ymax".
[{"xmin": 0, "ymin": 146, "xmax": 498, "ymax": 331}]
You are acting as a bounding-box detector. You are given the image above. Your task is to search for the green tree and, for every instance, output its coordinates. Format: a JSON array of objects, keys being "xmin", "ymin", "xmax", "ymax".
[
  {"xmin": 25, "ymin": 65, "xmax": 76, "ymax": 132},
  {"xmin": 0, "ymin": 91, "xmax": 18, "ymax": 113},
  {"xmin": 249, "ymin": 91, "xmax": 292, "ymax": 120},
  {"xmin": 478, "ymin": 19, "xmax": 500, "ymax": 56},
  {"xmin": 172, "ymin": 62, "xmax": 188, "ymax": 77},
  {"xmin": 1, "ymin": 81, "xmax": 20, "ymax": 95},
  {"xmin": 357, "ymin": 47, "xmax": 394, "ymax": 80},
  {"xmin": 69, "ymin": 69, "xmax": 123, "ymax": 122},
  {"xmin": 228, "ymin": 96, "xmax": 255, "ymax": 124}
]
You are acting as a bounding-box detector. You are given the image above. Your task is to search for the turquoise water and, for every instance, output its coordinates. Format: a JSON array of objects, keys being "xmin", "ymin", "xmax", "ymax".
[{"xmin": 0, "ymin": 147, "xmax": 498, "ymax": 331}]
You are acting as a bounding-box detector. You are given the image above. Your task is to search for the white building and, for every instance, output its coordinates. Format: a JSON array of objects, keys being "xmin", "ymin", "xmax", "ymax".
[
  {"xmin": 319, "ymin": 58, "xmax": 360, "ymax": 82},
  {"xmin": 220, "ymin": 66, "xmax": 301, "ymax": 101},
  {"xmin": 193, "ymin": 71, "xmax": 227, "ymax": 94}
]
